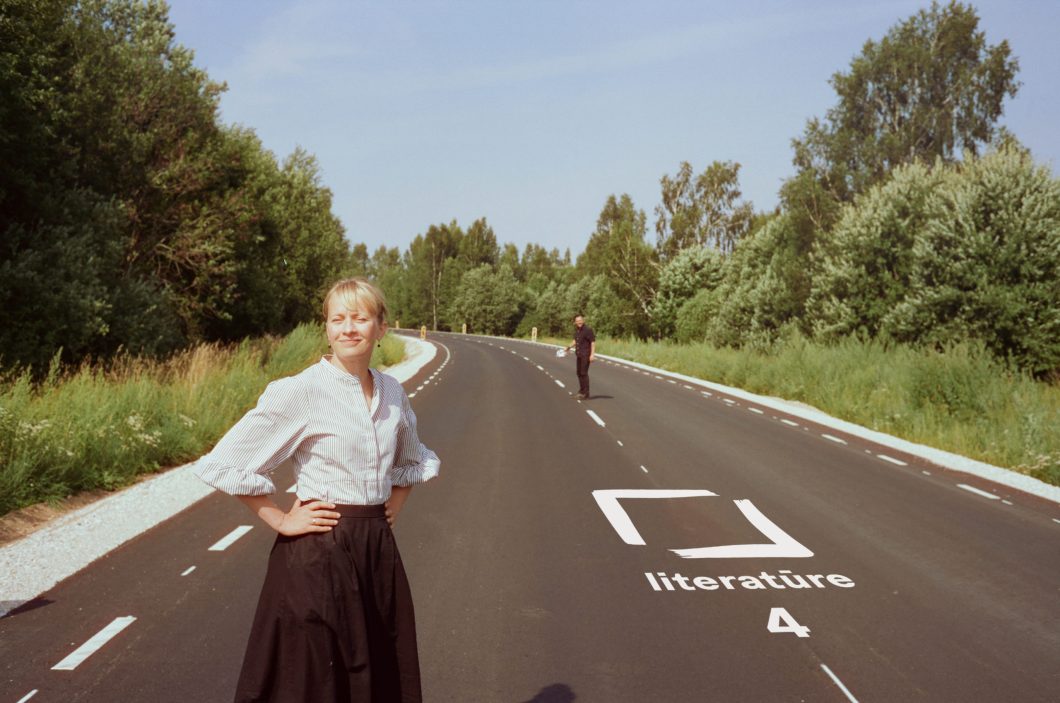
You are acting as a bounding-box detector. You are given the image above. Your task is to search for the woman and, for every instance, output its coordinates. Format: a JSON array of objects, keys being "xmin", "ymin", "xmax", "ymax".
[{"xmin": 193, "ymin": 277, "xmax": 440, "ymax": 702}]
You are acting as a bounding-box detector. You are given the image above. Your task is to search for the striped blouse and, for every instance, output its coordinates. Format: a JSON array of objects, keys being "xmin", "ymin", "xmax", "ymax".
[{"xmin": 193, "ymin": 357, "xmax": 440, "ymax": 504}]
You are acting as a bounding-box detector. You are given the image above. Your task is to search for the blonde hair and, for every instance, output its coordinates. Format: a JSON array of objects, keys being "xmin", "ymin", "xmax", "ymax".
[{"xmin": 323, "ymin": 278, "xmax": 388, "ymax": 323}]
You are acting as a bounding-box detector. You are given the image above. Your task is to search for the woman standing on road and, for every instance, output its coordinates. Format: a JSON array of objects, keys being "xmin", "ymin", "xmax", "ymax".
[{"xmin": 193, "ymin": 277, "xmax": 440, "ymax": 703}]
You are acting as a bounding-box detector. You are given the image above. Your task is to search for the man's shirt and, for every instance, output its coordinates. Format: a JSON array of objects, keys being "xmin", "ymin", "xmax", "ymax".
[{"xmin": 574, "ymin": 324, "xmax": 595, "ymax": 357}]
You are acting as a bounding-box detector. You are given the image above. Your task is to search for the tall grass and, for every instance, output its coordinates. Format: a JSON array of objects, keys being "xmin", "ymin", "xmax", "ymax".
[
  {"xmin": 0, "ymin": 326, "xmax": 407, "ymax": 516},
  {"xmin": 538, "ymin": 334, "xmax": 1059, "ymax": 486}
]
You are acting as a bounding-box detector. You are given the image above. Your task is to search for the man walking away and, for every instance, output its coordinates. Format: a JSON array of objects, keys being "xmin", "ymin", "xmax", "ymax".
[{"xmin": 564, "ymin": 314, "xmax": 596, "ymax": 399}]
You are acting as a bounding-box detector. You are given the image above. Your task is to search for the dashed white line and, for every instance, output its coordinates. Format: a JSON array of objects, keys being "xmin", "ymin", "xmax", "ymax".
[
  {"xmin": 640, "ymin": 465, "xmax": 649, "ymax": 473},
  {"xmin": 821, "ymin": 434, "xmax": 846, "ymax": 445},
  {"xmin": 922, "ymin": 470, "xmax": 932, "ymax": 476},
  {"xmin": 1053, "ymin": 518, "xmax": 1060, "ymax": 525},
  {"xmin": 820, "ymin": 663, "xmax": 860, "ymax": 703},
  {"xmin": 52, "ymin": 616, "xmax": 137, "ymax": 671},
  {"xmin": 409, "ymin": 392, "xmax": 417, "ymax": 398},
  {"xmin": 208, "ymin": 525, "xmax": 254, "ymax": 551},
  {"xmin": 181, "ymin": 566, "xmax": 196, "ymax": 577},
  {"xmin": 586, "ymin": 410, "xmax": 606, "ymax": 427},
  {"xmin": 617, "ymin": 440, "xmax": 624, "ymax": 447},
  {"xmin": 723, "ymin": 399, "xmax": 736, "ymax": 405},
  {"xmin": 554, "ymin": 379, "xmax": 565, "ymax": 388},
  {"xmin": 522, "ymin": 356, "xmax": 530, "ymax": 361},
  {"xmin": 1001, "ymin": 499, "xmax": 1013, "ymax": 506},
  {"xmin": 958, "ymin": 484, "xmax": 1000, "ymax": 501},
  {"xmin": 748, "ymin": 407, "xmax": 764, "ymax": 415},
  {"xmin": 877, "ymin": 454, "xmax": 908, "ymax": 466},
  {"xmin": 654, "ymin": 375, "xmax": 663, "ymax": 380},
  {"xmin": 683, "ymin": 384, "xmax": 693, "ymax": 390},
  {"xmin": 16, "ymin": 690, "xmax": 38, "ymax": 703},
  {"xmin": 536, "ymin": 365, "xmax": 544, "ymax": 371},
  {"xmin": 700, "ymin": 391, "xmax": 712, "ymax": 397},
  {"xmin": 667, "ymin": 379, "xmax": 677, "ymax": 384}
]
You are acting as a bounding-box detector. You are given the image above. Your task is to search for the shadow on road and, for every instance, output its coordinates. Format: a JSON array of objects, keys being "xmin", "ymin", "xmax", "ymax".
[
  {"xmin": 518, "ymin": 683, "xmax": 576, "ymax": 702},
  {"xmin": 1, "ymin": 597, "xmax": 53, "ymax": 619}
]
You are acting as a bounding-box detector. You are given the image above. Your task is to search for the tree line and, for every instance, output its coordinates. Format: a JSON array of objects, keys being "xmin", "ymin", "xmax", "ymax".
[
  {"xmin": 2, "ymin": 1, "xmax": 1057, "ymax": 378},
  {"xmin": 362, "ymin": 2, "xmax": 1057, "ymax": 377}
]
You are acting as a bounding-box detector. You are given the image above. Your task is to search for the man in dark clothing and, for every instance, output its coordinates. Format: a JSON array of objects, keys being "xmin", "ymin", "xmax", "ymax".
[{"xmin": 565, "ymin": 314, "xmax": 596, "ymax": 399}]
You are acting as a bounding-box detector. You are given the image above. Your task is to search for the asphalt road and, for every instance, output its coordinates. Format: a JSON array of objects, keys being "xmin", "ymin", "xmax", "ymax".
[{"xmin": 2, "ymin": 333, "xmax": 1058, "ymax": 702}]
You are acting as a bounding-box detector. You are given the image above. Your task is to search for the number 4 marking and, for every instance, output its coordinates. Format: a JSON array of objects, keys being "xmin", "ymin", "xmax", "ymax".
[{"xmin": 767, "ymin": 607, "xmax": 810, "ymax": 638}]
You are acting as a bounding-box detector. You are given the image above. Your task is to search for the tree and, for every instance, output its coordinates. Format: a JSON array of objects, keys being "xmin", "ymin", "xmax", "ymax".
[
  {"xmin": 579, "ymin": 194, "xmax": 658, "ymax": 336},
  {"xmin": 791, "ymin": 1, "xmax": 1019, "ymax": 205},
  {"xmin": 887, "ymin": 147, "xmax": 1060, "ymax": 375},
  {"xmin": 405, "ymin": 221, "xmax": 461, "ymax": 330},
  {"xmin": 650, "ymin": 246, "xmax": 725, "ymax": 338},
  {"xmin": 655, "ymin": 160, "xmax": 754, "ymax": 257},
  {"xmin": 448, "ymin": 263, "xmax": 523, "ymax": 335}
]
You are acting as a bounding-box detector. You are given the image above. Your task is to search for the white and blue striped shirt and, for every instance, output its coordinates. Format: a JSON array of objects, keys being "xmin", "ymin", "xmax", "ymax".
[{"xmin": 193, "ymin": 357, "xmax": 440, "ymax": 504}]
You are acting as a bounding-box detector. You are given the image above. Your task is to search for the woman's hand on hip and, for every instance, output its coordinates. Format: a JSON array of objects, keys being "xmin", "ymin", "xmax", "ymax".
[{"xmin": 278, "ymin": 498, "xmax": 340, "ymax": 536}]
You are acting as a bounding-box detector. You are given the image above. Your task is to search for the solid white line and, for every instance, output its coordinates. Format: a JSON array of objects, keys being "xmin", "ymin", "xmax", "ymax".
[
  {"xmin": 821, "ymin": 434, "xmax": 847, "ymax": 445},
  {"xmin": 877, "ymin": 454, "xmax": 908, "ymax": 466},
  {"xmin": 52, "ymin": 616, "xmax": 137, "ymax": 671},
  {"xmin": 640, "ymin": 465, "xmax": 649, "ymax": 473},
  {"xmin": 208, "ymin": 525, "xmax": 253, "ymax": 551},
  {"xmin": 554, "ymin": 379, "xmax": 565, "ymax": 388},
  {"xmin": 780, "ymin": 419, "xmax": 800, "ymax": 427},
  {"xmin": 958, "ymin": 484, "xmax": 1000, "ymax": 501},
  {"xmin": 749, "ymin": 407, "xmax": 764, "ymax": 415},
  {"xmin": 181, "ymin": 566, "xmax": 196, "ymax": 576},
  {"xmin": 17, "ymin": 690, "xmax": 38, "ymax": 703},
  {"xmin": 820, "ymin": 663, "xmax": 860, "ymax": 703},
  {"xmin": 617, "ymin": 440, "xmax": 624, "ymax": 447},
  {"xmin": 586, "ymin": 410, "xmax": 606, "ymax": 427}
]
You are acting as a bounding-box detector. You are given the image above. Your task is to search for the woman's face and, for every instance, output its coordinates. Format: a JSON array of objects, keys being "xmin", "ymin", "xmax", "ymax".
[{"xmin": 326, "ymin": 296, "xmax": 386, "ymax": 364}]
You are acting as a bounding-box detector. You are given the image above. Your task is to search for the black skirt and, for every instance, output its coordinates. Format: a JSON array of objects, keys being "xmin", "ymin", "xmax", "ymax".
[{"xmin": 234, "ymin": 504, "xmax": 421, "ymax": 703}]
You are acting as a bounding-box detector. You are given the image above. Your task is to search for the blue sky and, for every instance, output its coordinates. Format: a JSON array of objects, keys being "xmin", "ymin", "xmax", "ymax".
[{"xmin": 166, "ymin": 0, "xmax": 1059, "ymax": 257}]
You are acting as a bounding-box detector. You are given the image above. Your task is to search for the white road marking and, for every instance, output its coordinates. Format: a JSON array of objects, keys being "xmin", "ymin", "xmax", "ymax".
[
  {"xmin": 1053, "ymin": 518, "xmax": 1060, "ymax": 525},
  {"xmin": 683, "ymin": 384, "xmax": 693, "ymax": 390},
  {"xmin": 408, "ymin": 392, "xmax": 417, "ymax": 398},
  {"xmin": 671, "ymin": 499, "xmax": 814, "ymax": 559},
  {"xmin": 958, "ymin": 484, "xmax": 1000, "ymax": 501},
  {"xmin": 723, "ymin": 399, "xmax": 736, "ymax": 405},
  {"xmin": 536, "ymin": 365, "xmax": 544, "ymax": 371},
  {"xmin": 654, "ymin": 375, "xmax": 663, "ymax": 380},
  {"xmin": 821, "ymin": 434, "xmax": 846, "ymax": 445},
  {"xmin": 586, "ymin": 410, "xmax": 606, "ymax": 427},
  {"xmin": 17, "ymin": 690, "xmax": 38, "ymax": 702},
  {"xmin": 749, "ymin": 407, "xmax": 764, "ymax": 415},
  {"xmin": 701, "ymin": 391, "xmax": 712, "ymax": 397},
  {"xmin": 617, "ymin": 440, "xmax": 624, "ymax": 447},
  {"xmin": 181, "ymin": 566, "xmax": 196, "ymax": 576},
  {"xmin": 877, "ymin": 454, "xmax": 907, "ymax": 466},
  {"xmin": 555, "ymin": 379, "xmax": 565, "ymax": 388},
  {"xmin": 523, "ymin": 356, "xmax": 530, "ymax": 361},
  {"xmin": 922, "ymin": 470, "xmax": 932, "ymax": 476},
  {"xmin": 1002, "ymin": 499, "xmax": 1013, "ymax": 506},
  {"xmin": 820, "ymin": 663, "xmax": 860, "ymax": 703},
  {"xmin": 640, "ymin": 465, "xmax": 649, "ymax": 473},
  {"xmin": 667, "ymin": 379, "xmax": 677, "ymax": 384},
  {"xmin": 208, "ymin": 525, "xmax": 253, "ymax": 551},
  {"xmin": 52, "ymin": 616, "xmax": 137, "ymax": 671},
  {"xmin": 416, "ymin": 385, "xmax": 424, "ymax": 391}
]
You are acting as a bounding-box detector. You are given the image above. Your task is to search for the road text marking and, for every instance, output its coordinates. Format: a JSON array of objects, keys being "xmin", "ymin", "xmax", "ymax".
[{"xmin": 52, "ymin": 616, "xmax": 137, "ymax": 671}]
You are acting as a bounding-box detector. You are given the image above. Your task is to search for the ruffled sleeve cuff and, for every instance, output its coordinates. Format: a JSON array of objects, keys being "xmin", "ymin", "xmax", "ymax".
[
  {"xmin": 390, "ymin": 445, "xmax": 441, "ymax": 487},
  {"xmin": 192, "ymin": 459, "xmax": 278, "ymax": 496}
]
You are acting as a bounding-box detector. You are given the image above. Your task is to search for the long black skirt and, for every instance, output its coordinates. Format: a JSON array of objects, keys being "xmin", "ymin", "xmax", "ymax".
[{"xmin": 234, "ymin": 504, "xmax": 421, "ymax": 703}]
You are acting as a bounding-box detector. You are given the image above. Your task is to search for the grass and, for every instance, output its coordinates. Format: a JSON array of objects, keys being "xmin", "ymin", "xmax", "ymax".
[
  {"xmin": 535, "ymin": 334, "xmax": 1060, "ymax": 487},
  {"xmin": 0, "ymin": 326, "xmax": 407, "ymax": 516}
]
